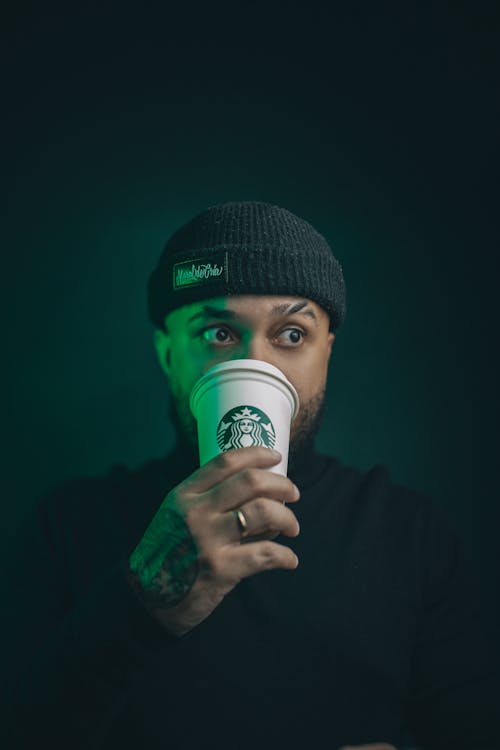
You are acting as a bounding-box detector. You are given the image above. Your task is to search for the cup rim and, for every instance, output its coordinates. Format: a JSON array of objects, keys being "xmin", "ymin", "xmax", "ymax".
[{"xmin": 189, "ymin": 358, "xmax": 300, "ymax": 421}]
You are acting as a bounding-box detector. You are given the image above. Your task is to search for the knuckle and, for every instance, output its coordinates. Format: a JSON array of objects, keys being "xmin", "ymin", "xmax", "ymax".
[
  {"xmin": 254, "ymin": 498, "xmax": 274, "ymax": 527},
  {"xmin": 252, "ymin": 495, "xmax": 266, "ymax": 514},
  {"xmin": 214, "ymin": 450, "xmax": 236, "ymax": 469},
  {"xmin": 259, "ymin": 542, "xmax": 280, "ymax": 568},
  {"xmin": 242, "ymin": 468, "xmax": 263, "ymax": 493},
  {"xmin": 166, "ymin": 486, "xmax": 190, "ymax": 514}
]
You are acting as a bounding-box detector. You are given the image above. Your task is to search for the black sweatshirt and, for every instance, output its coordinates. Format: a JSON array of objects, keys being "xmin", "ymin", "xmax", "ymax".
[{"xmin": 3, "ymin": 442, "xmax": 499, "ymax": 750}]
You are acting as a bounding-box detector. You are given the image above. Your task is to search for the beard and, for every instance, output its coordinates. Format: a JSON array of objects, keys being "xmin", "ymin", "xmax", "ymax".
[
  {"xmin": 286, "ymin": 388, "xmax": 327, "ymax": 474},
  {"xmin": 165, "ymin": 380, "xmax": 328, "ymax": 476}
]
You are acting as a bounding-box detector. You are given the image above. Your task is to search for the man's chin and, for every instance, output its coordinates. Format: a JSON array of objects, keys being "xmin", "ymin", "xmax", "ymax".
[{"xmin": 287, "ymin": 435, "xmax": 316, "ymax": 475}]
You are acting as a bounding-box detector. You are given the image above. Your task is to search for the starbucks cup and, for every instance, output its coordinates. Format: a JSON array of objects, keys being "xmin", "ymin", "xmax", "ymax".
[{"xmin": 189, "ymin": 359, "xmax": 300, "ymax": 477}]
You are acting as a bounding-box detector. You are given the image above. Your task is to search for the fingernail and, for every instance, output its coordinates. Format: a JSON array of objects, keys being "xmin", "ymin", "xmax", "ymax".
[{"xmin": 271, "ymin": 449, "xmax": 281, "ymax": 458}]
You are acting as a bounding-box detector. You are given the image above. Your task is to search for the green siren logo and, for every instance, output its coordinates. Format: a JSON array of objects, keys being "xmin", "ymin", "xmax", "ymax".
[{"xmin": 217, "ymin": 406, "xmax": 276, "ymax": 451}]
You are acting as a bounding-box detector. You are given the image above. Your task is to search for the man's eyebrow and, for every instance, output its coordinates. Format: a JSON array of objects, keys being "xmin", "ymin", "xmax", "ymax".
[
  {"xmin": 187, "ymin": 300, "xmax": 318, "ymax": 326},
  {"xmin": 187, "ymin": 306, "xmax": 238, "ymax": 326},
  {"xmin": 269, "ymin": 300, "xmax": 318, "ymax": 323}
]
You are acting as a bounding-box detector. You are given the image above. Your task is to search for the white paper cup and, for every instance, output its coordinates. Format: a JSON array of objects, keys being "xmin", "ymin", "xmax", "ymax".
[{"xmin": 189, "ymin": 359, "xmax": 300, "ymax": 476}]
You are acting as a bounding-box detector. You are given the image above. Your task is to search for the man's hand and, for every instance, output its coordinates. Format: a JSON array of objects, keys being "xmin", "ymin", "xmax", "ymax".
[{"xmin": 126, "ymin": 446, "xmax": 301, "ymax": 636}]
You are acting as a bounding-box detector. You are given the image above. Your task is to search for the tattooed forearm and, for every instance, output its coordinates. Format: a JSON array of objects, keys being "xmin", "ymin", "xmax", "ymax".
[{"xmin": 127, "ymin": 507, "xmax": 199, "ymax": 609}]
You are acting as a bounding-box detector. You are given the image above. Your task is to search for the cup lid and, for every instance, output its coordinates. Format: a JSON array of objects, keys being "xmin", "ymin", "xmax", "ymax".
[{"xmin": 189, "ymin": 358, "xmax": 300, "ymax": 421}]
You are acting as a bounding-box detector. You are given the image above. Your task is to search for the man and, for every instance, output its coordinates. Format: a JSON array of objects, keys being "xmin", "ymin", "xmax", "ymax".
[{"xmin": 4, "ymin": 202, "xmax": 498, "ymax": 749}]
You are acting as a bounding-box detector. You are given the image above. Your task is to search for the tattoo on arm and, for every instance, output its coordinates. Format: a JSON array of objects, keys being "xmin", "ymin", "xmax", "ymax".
[{"xmin": 127, "ymin": 507, "xmax": 199, "ymax": 609}]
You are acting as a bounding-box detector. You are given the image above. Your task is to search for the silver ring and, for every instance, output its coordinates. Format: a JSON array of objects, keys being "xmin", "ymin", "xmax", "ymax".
[{"xmin": 234, "ymin": 509, "xmax": 249, "ymax": 539}]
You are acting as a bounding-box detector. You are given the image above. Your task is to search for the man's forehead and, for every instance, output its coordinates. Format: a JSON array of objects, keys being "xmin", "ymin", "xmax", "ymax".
[{"xmin": 181, "ymin": 295, "xmax": 320, "ymax": 318}]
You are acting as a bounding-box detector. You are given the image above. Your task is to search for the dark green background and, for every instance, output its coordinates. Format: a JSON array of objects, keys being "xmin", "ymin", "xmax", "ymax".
[{"xmin": 2, "ymin": 5, "xmax": 499, "ymax": 608}]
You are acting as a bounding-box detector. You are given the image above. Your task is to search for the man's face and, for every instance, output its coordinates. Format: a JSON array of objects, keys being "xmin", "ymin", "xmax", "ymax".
[{"xmin": 154, "ymin": 295, "xmax": 335, "ymax": 472}]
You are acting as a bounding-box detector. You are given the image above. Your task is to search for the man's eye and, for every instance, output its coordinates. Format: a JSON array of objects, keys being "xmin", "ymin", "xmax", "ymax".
[
  {"xmin": 280, "ymin": 328, "xmax": 307, "ymax": 346},
  {"xmin": 200, "ymin": 326, "xmax": 307, "ymax": 347},
  {"xmin": 201, "ymin": 326, "xmax": 230, "ymax": 344}
]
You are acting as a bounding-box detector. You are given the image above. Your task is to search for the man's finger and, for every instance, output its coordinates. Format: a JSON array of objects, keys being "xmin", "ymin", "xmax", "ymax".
[
  {"xmin": 207, "ymin": 467, "xmax": 299, "ymax": 513},
  {"xmin": 222, "ymin": 539, "xmax": 299, "ymax": 581},
  {"xmin": 180, "ymin": 446, "xmax": 281, "ymax": 494},
  {"xmin": 216, "ymin": 497, "xmax": 300, "ymax": 543}
]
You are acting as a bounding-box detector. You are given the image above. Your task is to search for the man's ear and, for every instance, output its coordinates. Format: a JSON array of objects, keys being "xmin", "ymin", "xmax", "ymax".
[
  {"xmin": 327, "ymin": 331, "xmax": 335, "ymax": 362},
  {"xmin": 153, "ymin": 328, "xmax": 172, "ymax": 380}
]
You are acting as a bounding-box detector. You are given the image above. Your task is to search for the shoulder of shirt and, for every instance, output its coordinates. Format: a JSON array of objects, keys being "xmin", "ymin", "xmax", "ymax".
[
  {"xmin": 314, "ymin": 451, "xmax": 451, "ymax": 524},
  {"xmin": 37, "ymin": 455, "xmax": 169, "ymax": 522}
]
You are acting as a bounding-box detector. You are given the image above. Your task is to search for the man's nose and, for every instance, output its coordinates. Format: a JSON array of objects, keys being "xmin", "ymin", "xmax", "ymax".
[{"xmin": 242, "ymin": 336, "xmax": 268, "ymax": 362}]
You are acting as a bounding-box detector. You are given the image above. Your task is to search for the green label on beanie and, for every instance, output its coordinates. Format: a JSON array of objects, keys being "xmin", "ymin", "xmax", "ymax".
[{"xmin": 173, "ymin": 252, "xmax": 228, "ymax": 290}]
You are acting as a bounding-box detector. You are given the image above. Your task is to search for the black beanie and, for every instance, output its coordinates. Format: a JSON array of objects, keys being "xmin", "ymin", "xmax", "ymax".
[{"xmin": 147, "ymin": 201, "xmax": 346, "ymax": 332}]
